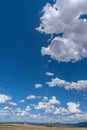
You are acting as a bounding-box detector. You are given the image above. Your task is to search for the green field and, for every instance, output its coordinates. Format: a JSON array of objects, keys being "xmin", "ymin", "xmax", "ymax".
[{"xmin": 0, "ymin": 124, "xmax": 87, "ymax": 130}]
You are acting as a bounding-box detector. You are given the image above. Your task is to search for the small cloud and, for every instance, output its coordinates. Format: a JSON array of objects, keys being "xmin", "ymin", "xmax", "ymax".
[
  {"xmin": 26, "ymin": 106, "xmax": 31, "ymax": 111},
  {"xmin": 49, "ymin": 96, "xmax": 60, "ymax": 105},
  {"xmin": 37, "ymin": 96, "xmax": 42, "ymax": 99},
  {"xmin": 54, "ymin": 107, "xmax": 68, "ymax": 115},
  {"xmin": 3, "ymin": 106, "xmax": 12, "ymax": 111},
  {"xmin": 42, "ymin": 96, "xmax": 48, "ymax": 101},
  {"xmin": 26, "ymin": 95, "xmax": 36, "ymax": 100},
  {"xmin": 48, "ymin": 60, "xmax": 51, "ymax": 63},
  {"xmin": 0, "ymin": 94, "xmax": 12, "ymax": 103},
  {"xmin": 26, "ymin": 95, "xmax": 42, "ymax": 100},
  {"xmin": 19, "ymin": 100, "xmax": 25, "ymax": 103},
  {"xmin": 35, "ymin": 84, "xmax": 43, "ymax": 89},
  {"xmin": 83, "ymin": 94, "xmax": 87, "ymax": 100},
  {"xmin": 14, "ymin": 108, "xmax": 29, "ymax": 117},
  {"xmin": 45, "ymin": 72, "xmax": 54, "ymax": 76},
  {"xmin": 8, "ymin": 102, "xmax": 17, "ymax": 106}
]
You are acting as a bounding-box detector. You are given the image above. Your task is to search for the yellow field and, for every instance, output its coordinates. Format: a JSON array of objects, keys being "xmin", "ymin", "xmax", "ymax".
[{"xmin": 0, "ymin": 124, "xmax": 87, "ymax": 130}]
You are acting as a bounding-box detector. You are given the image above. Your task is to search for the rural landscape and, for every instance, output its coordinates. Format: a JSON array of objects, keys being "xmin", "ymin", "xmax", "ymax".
[
  {"xmin": 0, "ymin": 124, "xmax": 87, "ymax": 130},
  {"xmin": 0, "ymin": 122, "xmax": 87, "ymax": 130}
]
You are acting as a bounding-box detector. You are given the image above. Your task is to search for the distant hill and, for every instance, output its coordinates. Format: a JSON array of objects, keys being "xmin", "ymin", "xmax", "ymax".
[
  {"xmin": 50, "ymin": 122, "xmax": 87, "ymax": 128},
  {"xmin": 0, "ymin": 121, "xmax": 87, "ymax": 128},
  {"xmin": 29, "ymin": 122, "xmax": 87, "ymax": 128},
  {"xmin": 74, "ymin": 122, "xmax": 87, "ymax": 127},
  {"xmin": 38, "ymin": 122, "xmax": 87, "ymax": 128}
]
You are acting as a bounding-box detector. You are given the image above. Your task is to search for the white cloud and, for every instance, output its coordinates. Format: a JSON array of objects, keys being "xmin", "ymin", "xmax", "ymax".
[
  {"xmin": 16, "ymin": 110, "xmax": 28, "ymax": 117},
  {"xmin": 34, "ymin": 101, "xmax": 55, "ymax": 114},
  {"xmin": 0, "ymin": 94, "xmax": 12, "ymax": 103},
  {"xmin": 37, "ymin": 96, "xmax": 42, "ymax": 99},
  {"xmin": 26, "ymin": 95, "xmax": 36, "ymax": 100},
  {"xmin": 42, "ymin": 96, "xmax": 48, "ymax": 101},
  {"xmin": 54, "ymin": 107, "xmax": 68, "ymax": 115},
  {"xmin": 0, "ymin": 100, "xmax": 86, "ymax": 123},
  {"xmin": 3, "ymin": 106, "xmax": 12, "ymax": 111},
  {"xmin": 26, "ymin": 95, "xmax": 42, "ymax": 100},
  {"xmin": 54, "ymin": 102, "xmax": 81, "ymax": 115},
  {"xmin": 34, "ymin": 96, "xmax": 60, "ymax": 114},
  {"xmin": 48, "ymin": 60, "xmax": 51, "ymax": 62},
  {"xmin": 46, "ymin": 78, "xmax": 87, "ymax": 91},
  {"xmin": 19, "ymin": 99, "xmax": 25, "ymax": 103},
  {"xmin": 35, "ymin": 84, "xmax": 43, "ymax": 88},
  {"xmin": 37, "ymin": 0, "xmax": 87, "ymax": 62},
  {"xmin": 67, "ymin": 102, "xmax": 81, "ymax": 113},
  {"xmin": 26, "ymin": 106, "xmax": 31, "ymax": 111},
  {"xmin": 8, "ymin": 102, "xmax": 17, "ymax": 106},
  {"xmin": 45, "ymin": 72, "xmax": 54, "ymax": 76},
  {"xmin": 41, "ymin": 37, "xmax": 85, "ymax": 62},
  {"xmin": 11, "ymin": 107, "xmax": 31, "ymax": 117},
  {"xmin": 34, "ymin": 99, "xmax": 82, "ymax": 116},
  {"xmin": 49, "ymin": 96, "xmax": 60, "ymax": 105},
  {"xmin": 0, "ymin": 105, "xmax": 52, "ymax": 123},
  {"xmin": 62, "ymin": 113, "xmax": 87, "ymax": 123}
]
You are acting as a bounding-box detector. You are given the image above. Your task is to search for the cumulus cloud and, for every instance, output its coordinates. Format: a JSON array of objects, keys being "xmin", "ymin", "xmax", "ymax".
[
  {"xmin": 63, "ymin": 113, "xmax": 87, "ymax": 123},
  {"xmin": 26, "ymin": 95, "xmax": 36, "ymax": 100},
  {"xmin": 35, "ymin": 101, "xmax": 54, "ymax": 110},
  {"xmin": 19, "ymin": 99, "xmax": 25, "ymax": 103},
  {"xmin": 0, "ymin": 94, "xmax": 12, "ymax": 103},
  {"xmin": 45, "ymin": 72, "xmax": 54, "ymax": 76},
  {"xmin": 35, "ymin": 84, "xmax": 43, "ymax": 88},
  {"xmin": 12, "ymin": 108, "xmax": 29, "ymax": 117},
  {"xmin": 54, "ymin": 107, "xmax": 68, "ymax": 115},
  {"xmin": 54, "ymin": 102, "xmax": 80, "ymax": 115},
  {"xmin": 46, "ymin": 78, "xmax": 87, "ymax": 91},
  {"xmin": 49, "ymin": 96, "xmax": 60, "ymax": 105},
  {"xmin": 0, "ymin": 99, "xmax": 85, "ymax": 123},
  {"xmin": 3, "ymin": 106, "xmax": 12, "ymax": 111},
  {"xmin": 8, "ymin": 102, "xmax": 17, "ymax": 106},
  {"xmin": 26, "ymin": 95, "xmax": 42, "ymax": 100},
  {"xmin": 34, "ymin": 96, "xmax": 60, "ymax": 114},
  {"xmin": 67, "ymin": 102, "xmax": 81, "ymax": 113},
  {"xmin": 34, "ymin": 97, "xmax": 81, "ymax": 116},
  {"xmin": 25, "ymin": 106, "xmax": 31, "ymax": 111},
  {"xmin": 37, "ymin": 0, "xmax": 87, "ymax": 62},
  {"xmin": 42, "ymin": 96, "xmax": 48, "ymax": 101},
  {"xmin": 0, "ymin": 105, "xmax": 51, "ymax": 123}
]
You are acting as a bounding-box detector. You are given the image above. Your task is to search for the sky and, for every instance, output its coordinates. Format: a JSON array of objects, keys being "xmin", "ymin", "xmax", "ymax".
[{"xmin": 0, "ymin": 0, "xmax": 87, "ymax": 123}]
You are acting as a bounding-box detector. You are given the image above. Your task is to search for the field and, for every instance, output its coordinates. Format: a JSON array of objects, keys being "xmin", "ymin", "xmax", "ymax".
[{"xmin": 0, "ymin": 124, "xmax": 87, "ymax": 130}]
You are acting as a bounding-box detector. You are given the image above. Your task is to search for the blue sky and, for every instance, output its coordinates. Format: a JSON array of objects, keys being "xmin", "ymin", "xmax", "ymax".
[{"xmin": 0, "ymin": 0, "xmax": 87, "ymax": 123}]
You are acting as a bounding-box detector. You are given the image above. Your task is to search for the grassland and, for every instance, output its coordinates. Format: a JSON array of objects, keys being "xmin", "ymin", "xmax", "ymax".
[{"xmin": 0, "ymin": 124, "xmax": 87, "ymax": 130}]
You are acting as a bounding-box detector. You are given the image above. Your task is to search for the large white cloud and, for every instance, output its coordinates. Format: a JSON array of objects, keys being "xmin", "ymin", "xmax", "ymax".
[
  {"xmin": 37, "ymin": 0, "xmax": 87, "ymax": 62},
  {"xmin": 46, "ymin": 78, "xmax": 87, "ymax": 91}
]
